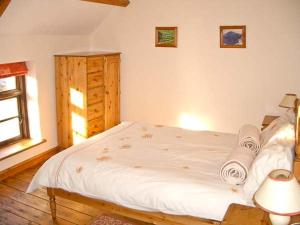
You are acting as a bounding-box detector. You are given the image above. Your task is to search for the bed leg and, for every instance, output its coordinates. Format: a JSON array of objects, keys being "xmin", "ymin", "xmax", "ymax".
[
  {"xmin": 49, "ymin": 196, "xmax": 57, "ymax": 220},
  {"xmin": 47, "ymin": 188, "xmax": 57, "ymax": 221}
]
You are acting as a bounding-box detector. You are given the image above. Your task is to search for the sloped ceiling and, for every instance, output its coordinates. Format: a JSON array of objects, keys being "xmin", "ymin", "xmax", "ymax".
[{"xmin": 0, "ymin": 0, "xmax": 114, "ymax": 35}]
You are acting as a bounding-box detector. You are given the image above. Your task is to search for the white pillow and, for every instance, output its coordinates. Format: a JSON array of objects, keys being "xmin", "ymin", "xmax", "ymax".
[
  {"xmin": 243, "ymin": 142, "xmax": 294, "ymax": 202},
  {"xmin": 281, "ymin": 108, "xmax": 296, "ymax": 124},
  {"xmin": 260, "ymin": 118, "xmax": 295, "ymax": 148},
  {"xmin": 244, "ymin": 111, "xmax": 296, "ymax": 201}
]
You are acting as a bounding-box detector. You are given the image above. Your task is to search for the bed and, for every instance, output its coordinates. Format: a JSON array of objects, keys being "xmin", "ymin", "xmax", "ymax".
[{"xmin": 27, "ymin": 101, "xmax": 300, "ymax": 225}]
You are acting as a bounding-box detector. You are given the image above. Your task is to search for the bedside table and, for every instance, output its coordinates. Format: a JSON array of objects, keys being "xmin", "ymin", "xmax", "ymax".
[
  {"xmin": 261, "ymin": 115, "xmax": 279, "ymax": 131},
  {"xmin": 221, "ymin": 204, "xmax": 270, "ymax": 225},
  {"xmin": 221, "ymin": 204, "xmax": 300, "ymax": 225}
]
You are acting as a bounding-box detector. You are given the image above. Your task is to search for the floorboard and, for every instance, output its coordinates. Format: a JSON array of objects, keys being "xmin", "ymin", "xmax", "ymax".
[
  {"xmin": 0, "ymin": 165, "xmax": 104, "ymax": 225},
  {"xmin": 0, "ymin": 184, "xmax": 93, "ymax": 224},
  {"xmin": 1, "ymin": 173, "xmax": 102, "ymax": 217},
  {"xmin": 0, "ymin": 195, "xmax": 75, "ymax": 225},
  {"xmin": 0, "ymin": 208, "xmax": 38, "ymax": 225}
]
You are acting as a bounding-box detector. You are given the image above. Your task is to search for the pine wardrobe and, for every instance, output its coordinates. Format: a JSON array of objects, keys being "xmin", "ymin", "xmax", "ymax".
[{"xmin": 55, "ymin": 52, "xmax": 120, "ymax": 149}]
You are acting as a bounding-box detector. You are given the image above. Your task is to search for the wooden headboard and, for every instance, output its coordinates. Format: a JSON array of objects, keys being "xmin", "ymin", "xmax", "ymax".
[{"xmin": 294, "ymin": 99, "xmax": 300, "ymax": 181}]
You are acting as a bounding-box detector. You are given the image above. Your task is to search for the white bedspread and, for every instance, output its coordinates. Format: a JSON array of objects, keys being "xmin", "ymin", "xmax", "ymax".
[{"xmin": 27, "ymin": 122, "xmax": 250, "ymax": 221}]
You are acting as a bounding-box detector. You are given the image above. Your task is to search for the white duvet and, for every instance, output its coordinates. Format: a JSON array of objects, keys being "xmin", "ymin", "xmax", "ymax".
[{"xmin": 27, "ymin": 122, "xmax": 250, "ymax": 221}]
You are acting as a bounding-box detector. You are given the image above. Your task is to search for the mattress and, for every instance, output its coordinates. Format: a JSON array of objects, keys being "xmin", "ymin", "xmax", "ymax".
[{"xmin": 27, "ymin": 122, "xmax": 250, "ymax": 221}]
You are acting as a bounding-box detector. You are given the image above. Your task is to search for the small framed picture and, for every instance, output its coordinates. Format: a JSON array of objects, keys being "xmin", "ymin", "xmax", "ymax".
[
  {"xmin": 220, "ymin": 26, "xmax": 246, "ymax": 48},
  {"xmin": 155, "ymin": 27, "xmax": 178, "ymax": 48}
]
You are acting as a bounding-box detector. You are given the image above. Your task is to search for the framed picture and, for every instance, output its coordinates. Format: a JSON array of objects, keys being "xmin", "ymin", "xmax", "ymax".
[
  {"xmin": 220, "ymin": 26, "xmax": 246, "ymax": 48},
  {"xmin": 155, "ymin": 27, "xmax": 178, "ymax": 48}
]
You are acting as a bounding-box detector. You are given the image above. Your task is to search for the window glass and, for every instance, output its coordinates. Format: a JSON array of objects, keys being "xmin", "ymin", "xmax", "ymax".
[
  {"xmin": 0, "ymin": 77, "xmax": 16, "ymax": 92},
  {"xmin": 0, "ymin": 98, "xmax": 19, "ymax": 121},
  {"xmin": 0, "ymin": 76, "xmax": 28, "ymax": 146},
  {"xmin": 0, "ymin": 118, "xmax": 21, "ymax": 142}
]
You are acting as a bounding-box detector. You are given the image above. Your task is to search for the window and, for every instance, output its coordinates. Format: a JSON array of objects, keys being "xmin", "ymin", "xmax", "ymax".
[{"xmin": 0, "ymin": 76, "xmax": 29, "ymax": 146}]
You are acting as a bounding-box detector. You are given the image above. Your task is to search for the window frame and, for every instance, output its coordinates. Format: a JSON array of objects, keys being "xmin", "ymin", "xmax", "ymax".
[{"xmin": 0, "ymin": 76, "xmax": 29, "ymax": 147}]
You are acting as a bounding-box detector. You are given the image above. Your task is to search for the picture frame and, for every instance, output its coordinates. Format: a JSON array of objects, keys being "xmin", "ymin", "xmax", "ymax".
[
  {"xmin": 220, "ymin": 25, "xmax": 246, "ymax": 48},
  {"xmin": 155, "ymin": 27, "xmax": 178, "ymax": 48}
]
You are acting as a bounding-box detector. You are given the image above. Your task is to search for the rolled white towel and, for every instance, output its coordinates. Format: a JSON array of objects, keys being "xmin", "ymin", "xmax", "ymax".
[
  {"xmin": 238, "ymin": 124, "xmax": 260, "ymax": 154},
  {"xmin": 220, "ymin": 146, "xmax": 256, "ymax": 185}
]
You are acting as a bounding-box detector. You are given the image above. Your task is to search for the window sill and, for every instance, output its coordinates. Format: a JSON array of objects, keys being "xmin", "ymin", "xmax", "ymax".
[{"xmin": 0, "ymin": 139, "xmax": 46, "ymax": 161}]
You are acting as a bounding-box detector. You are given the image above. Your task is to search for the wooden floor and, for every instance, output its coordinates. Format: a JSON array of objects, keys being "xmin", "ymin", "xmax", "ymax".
[{"xmin": 0, "ymin": 164, "xmax": 105, "ymax": 225}]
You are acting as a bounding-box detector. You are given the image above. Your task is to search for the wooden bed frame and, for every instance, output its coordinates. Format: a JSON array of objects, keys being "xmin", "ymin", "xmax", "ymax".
[{"xmin": 47, "ymin": 101, "xmax": 300, "ymax": 225}]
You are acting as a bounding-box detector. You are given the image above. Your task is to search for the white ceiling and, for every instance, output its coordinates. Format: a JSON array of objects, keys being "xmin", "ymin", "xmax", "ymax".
[{"xmin": 0, "ymin": 0, "xmax": 114, "ymax": 35}]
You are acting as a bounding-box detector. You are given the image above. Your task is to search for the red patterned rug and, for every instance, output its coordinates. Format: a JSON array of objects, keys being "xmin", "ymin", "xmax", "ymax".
[{"xmin": 89, "ymin": 214, "xmax": 151, "ymax": 225}]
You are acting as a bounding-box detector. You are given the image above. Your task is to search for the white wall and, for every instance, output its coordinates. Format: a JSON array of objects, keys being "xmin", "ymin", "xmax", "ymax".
[
  {"xmin": 90, "ymin": 0, "xmax": 300, "ymax": 132},
  {"xmin": 0, "ymin": 35, "xmax": 89, "ymax": 171}
]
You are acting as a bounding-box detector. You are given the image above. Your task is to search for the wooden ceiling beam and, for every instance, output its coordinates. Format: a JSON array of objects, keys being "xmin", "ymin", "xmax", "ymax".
[
  {"xmin": 0, "ymin": 0, "xmax": 11, "ymax": 17},
  {"xmin": 81, "ymin": 0, "xmax": 129, "ymax": 7}
]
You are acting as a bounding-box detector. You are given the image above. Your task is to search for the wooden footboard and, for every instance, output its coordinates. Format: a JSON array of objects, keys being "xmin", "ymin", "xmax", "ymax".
[{"xmin": 47, "ymin": 188, "xmax": 220, "ymax": 225}]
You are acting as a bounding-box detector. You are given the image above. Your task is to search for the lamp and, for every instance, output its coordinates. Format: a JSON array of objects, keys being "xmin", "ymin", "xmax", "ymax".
[
  {"xmin": 254, "ymin": 169, "xmax": 300, "ymax": 225},
  {"xmin": 279, "ymin": 94, "xmax": 297, "ymax": 109}
]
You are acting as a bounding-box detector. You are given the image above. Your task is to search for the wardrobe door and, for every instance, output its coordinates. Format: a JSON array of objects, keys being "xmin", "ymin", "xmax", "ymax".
[
  {"xmin": 104, "ymin": 55, "xmax": 120, "ymax": 130},
  {"xmin": 68, "ymin": 57, "xmax": 88, "ymax": 144}
]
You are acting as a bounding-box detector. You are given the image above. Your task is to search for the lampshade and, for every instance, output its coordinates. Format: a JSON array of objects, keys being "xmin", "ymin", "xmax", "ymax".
[
  {"xmin": 279, "ymin": 94, "xmax": 297, "ymax": 108},
  {"xmin": 254, "ymin": 169, "xmax": 300, "ymax": 216}
]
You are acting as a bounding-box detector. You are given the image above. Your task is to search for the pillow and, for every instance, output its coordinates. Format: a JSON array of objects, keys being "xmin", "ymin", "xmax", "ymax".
[
  {"xmin": 261, "ymin": 109, "xmax": 295, "ymax": 139},
  {"xmin": 281, "ymin": 108, "xmax": 296, "ymax": 124},
  {"xmin": 260, "ymin": 117, "xmax": 295, "ymax": 148},
  {"xmin": 243, "ymin": 110, "xmax": 296, "ymax": 201},
  {"xmin": 243, "ymin": 142, "xmax": 294, "ymax": 202}
]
